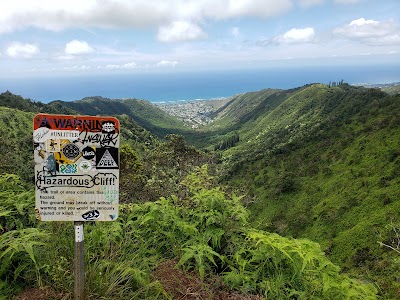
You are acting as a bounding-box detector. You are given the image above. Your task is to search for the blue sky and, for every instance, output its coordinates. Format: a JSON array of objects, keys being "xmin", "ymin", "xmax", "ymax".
[{"xmin": 0, "ymin": 0, "xmax": 399, "ymax": 78}]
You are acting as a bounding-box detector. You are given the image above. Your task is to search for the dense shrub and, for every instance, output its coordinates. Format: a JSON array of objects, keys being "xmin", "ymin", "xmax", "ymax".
[{"xmin": 0, "ymin": 170, "xmax": 378, "ymax": 299}]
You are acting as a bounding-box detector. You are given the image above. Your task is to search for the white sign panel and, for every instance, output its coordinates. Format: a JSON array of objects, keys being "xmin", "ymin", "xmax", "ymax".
[{"xmin": 33, "ymin": 114, "xmax": 119, "ymax": 221}]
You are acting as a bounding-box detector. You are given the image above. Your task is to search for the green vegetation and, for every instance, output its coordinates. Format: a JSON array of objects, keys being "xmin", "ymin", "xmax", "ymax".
[
  {"xmin": 1, "ymin": 83, "xmax": 399, "ymax": 298},
  {"xmin": 0, "ymin": 91, "xmax": 45, "ymax": 112},
  {"xmin": 215, "ymin": 84, "xmax": 400, "ymax": 298},
  {"xmin": 0, "ymin": 169, "xmax": 377, "ymax": 299},
  {"xmin": 47, "ymin": 95, "xmax": 193, "ymax": 139},
  {"xmin": 0, "ymin": 107, "xmax": 35, "ymax": 183},
  {"xmin": 0, "ymin": 92, "xmax": 190, "ymax": 140}
]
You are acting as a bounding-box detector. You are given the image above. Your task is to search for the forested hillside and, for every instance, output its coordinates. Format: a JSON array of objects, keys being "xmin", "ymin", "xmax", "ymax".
[
  {"xmin": 0, "ymin": 92, "xmax": 190, "ymax": 138},
  {"xmin": 1, "ymin": 84, "xmax": 399, "ymax": 299},
  {"xmin": 212, "ymin": 83, "xmax": 400, "ymax": 298},
  {"xmin": 56, "ymin": 96, "xmax": 190, "ymax": 138}
]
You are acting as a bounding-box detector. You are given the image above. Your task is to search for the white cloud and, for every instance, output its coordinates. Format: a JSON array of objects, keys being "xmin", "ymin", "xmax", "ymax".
[
  {"xmin": 64, "ymin": 65, "xmax": 91, "ymax": 71},
  {"xmin": 55, "ymin": 54, "xmax": 76, "ymax": 60},
  {"xmin": 65, "ymin": 40, "xmax": 94, "ymax": 55},
  {"xmin": 104, "ymin": 64, "xmax": 122, "ymax": 70},
  {"xmin": 100, "ymin": 62, "xmax": 137, "ymax": 70},
  {"xmin": 0, "ymin": 0, "xmax": 293, "ymax": 35},
  {"xmin": 63, "ymin": 62, "xmax": 136, "ymax": 71},
  {"xmin": 6, "ymin": 42, "xmax": 40, "ymax": 58},
  {"xmin": 273, "ymin": 27, "xmax": 315, "ymax": 44},
  {"xmin": 157, "ymin": 21, "xmax": 206, "ymax": 42},
  {"xmin": 156, "ymin": 60, "xmax": 178, "ymax": 67},
  {"xmin": 349, "ymin": 18, "xmax": 378, "ymax": 26},
  {"xmin": 297, "ymin": 0, "xmax": 324, "ymax": 7},
  {"xmin": 334, "ymin": 0, "xmax": 362, "ymax": 4},
  {"xmin": 121, "ymin": 62, "xmax": 137, "ymax": 69},
  {"xmin": 231, "ymin": 27, "xmax": 240, "ymax": 38},
  {"xmin": 333, "ymin": 18, "xmax": 400, "ymax": 45},
  {"xmin": 200, "ymin": 0, "xmax": 293, "ymax": 19}
]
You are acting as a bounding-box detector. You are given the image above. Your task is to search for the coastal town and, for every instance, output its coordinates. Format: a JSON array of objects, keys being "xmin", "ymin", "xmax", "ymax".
[{"xmin": 155, "ymin": 98, "xmax": 230, "ymax": 128}]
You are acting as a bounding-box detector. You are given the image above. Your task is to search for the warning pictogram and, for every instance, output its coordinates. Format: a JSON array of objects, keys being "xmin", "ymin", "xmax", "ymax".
[{"xmin": 96, "ymin": 148, "xmax": 119, "ymax": 169}]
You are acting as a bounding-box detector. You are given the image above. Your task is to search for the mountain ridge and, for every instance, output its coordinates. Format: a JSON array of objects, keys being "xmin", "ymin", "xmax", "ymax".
[{"xmin": 0, "ymin": 92, "xmax": 191, "ymax": 139}]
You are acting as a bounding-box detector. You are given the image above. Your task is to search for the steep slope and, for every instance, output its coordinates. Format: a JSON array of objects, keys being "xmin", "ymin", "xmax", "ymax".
[
  {"xmin": 215, "ymin": 84, "xmax": 400, "ymax": 297},
  {"xmin": 0, "ymin": 92, "xmax": 190, "ymax": 140},
  {"xmin": 209, "ymin": 88, "xmax": 283, "ymax": 128},
  {"xmin": 197, "ymin": 88, "xmax": 300, "ymax": 149},
  {"xmin": 219, "ymin": 84, "xmax": 381, "ymax": 165},
  {"xmin": 48, "ymin": 96, "xmax": 190, "ymax": 139},
  {"xmin": 0, "ymin": 91, "xmax": 45, "ymax": 112},
  {"xmin": 0, "ymin": 107, "xmax": 35, "ymax": 182}
]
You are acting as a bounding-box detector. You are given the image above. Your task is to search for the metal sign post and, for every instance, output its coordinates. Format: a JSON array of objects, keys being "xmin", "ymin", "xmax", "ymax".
[
  {"xmin": 74, "ymin": 221, "xmax": 84, "ymax": 299},
  {"xmin": 33, "ymin": 114, "xmax": 120, "ymax": 300}
]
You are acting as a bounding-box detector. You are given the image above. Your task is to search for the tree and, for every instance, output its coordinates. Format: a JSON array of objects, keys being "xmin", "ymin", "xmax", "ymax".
[{"xmin": 119, "ymin": 144, "xmax": 143, "ymax": 203}]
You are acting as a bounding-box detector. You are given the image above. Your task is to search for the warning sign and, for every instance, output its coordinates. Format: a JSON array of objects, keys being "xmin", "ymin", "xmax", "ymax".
[{"xmin": 33, "ymin": 114, "xmax": 120, "ymax": 222}]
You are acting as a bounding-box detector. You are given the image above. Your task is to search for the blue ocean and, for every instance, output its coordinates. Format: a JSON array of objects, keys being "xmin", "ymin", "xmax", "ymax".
[{"xmin": 1, "ymin": 65, "xmax": 399, "ymax": 103}]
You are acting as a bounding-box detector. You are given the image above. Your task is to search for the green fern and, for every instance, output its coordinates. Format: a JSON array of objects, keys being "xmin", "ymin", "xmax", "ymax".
[
  {"xmin": 222, "ymin": 229, "xmax": 377, "ymax": 299},
  {"xmin": 0, "ymin": 228, "xmax": 47, "ymax": 286},
  {"xmin": 177, "ymin": 242, "xmax": 223, "ymax": 280}
]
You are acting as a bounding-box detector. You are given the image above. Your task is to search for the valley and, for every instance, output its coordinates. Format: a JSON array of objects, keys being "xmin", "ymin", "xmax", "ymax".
[{"xmin": 1, "ymin": 82, "xmax": 400, "ymax": 299}]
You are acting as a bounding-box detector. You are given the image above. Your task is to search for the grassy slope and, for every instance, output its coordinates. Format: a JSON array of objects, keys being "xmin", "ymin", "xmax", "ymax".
[
  {"xmin": 220, "ymin": 84, "xmax": 383, "ymax": 165},
  {"xmin": 197, "ymin": 88, "xmax": 297, "ymax": 149},
  {"xmin": 0, "ymin": 91, "xmax": 191, "ymax": 140},
  {"xmin": 0, "ymin": 107, "xmax": 35, "ymax": 183},
  {"xmin": 209, "ymin": 88, "xmax": 283, "ymax": 128},
  {"xmin": 215, "ymin": 84, "xmax": 400, "ymax": 296},
  {"xmin": 56, "ymin": 96, "xmax": 190, "ymax": 139}
]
